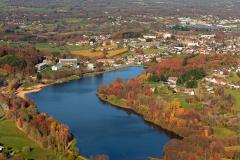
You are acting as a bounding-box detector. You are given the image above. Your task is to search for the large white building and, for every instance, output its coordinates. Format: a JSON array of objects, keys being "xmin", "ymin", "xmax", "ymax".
[{"xmin": 59, "ymin": 59, "xmax": 78, "ymax": 66}]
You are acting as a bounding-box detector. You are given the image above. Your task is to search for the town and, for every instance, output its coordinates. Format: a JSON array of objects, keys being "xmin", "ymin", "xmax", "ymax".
[{"xmin": 0, "ymin": 0, "xmax": 239, "ymax": 160}]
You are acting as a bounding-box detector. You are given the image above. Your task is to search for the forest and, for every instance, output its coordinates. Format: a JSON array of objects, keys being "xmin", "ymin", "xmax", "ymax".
[{"xmin": 97, "ymin": 54, "xmax": 240, "ymax": 160}]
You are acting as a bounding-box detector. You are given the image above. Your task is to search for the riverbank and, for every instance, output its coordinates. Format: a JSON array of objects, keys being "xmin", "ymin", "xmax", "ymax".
[
  {"xmin": 14, "ymin": 65, "xmax": 142, "ymax": 160},
  {"xmin": 17, "ymin": 65, "xmax": 131, "ymax": 99},
  {"xmin": 97, "ymin": 93, "xmax": 182, "ymax": 140},
  {"xmin": 17, "ymin": 84, "xmax": 47, "ymax": 99},
  {"xmin": 96, "ymin": 74, "xmax": 240, "ymax": 160}
]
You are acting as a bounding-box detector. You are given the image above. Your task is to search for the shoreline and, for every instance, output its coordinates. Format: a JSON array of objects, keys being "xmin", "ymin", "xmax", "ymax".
[
  {"xmin": 17, "ymin": 65, "xmax": 138, "ymax": 99},
  {"xmin": 97, "ymin": 93, "xmax": 183, "ymax": 140},
  {"xmin": 15, "ymin": 65, "xmax": 143, "ymax": 160},
  {"xmin": 17, "ymin": 84, "xmax": 47, "ymax": 99}
]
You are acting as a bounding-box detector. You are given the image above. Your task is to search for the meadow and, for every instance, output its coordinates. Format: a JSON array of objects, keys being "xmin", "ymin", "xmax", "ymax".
[{"xmin": 0, "ymin": 120, "xmax": 61, "ymax": 159}]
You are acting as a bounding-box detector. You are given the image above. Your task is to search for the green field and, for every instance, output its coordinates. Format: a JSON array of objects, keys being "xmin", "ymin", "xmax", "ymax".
[
  {"xmin": 0, "ymin": 120, "xmax": 64, "ymax": 160},
  {"xmin": 0, "ymin": 40, "xmax": 92, "ymax": 55},
  {"xmin": 35, "ymin": 43, "xmax": 91, "ymax": 54},
  {"xmin": 148, "ymin": 82, "xmax": 203, "ymax": 109},
  {"xmin": 108, "ymin": 96, "xmax": 126, "ymax": 107},
  {"xmin": 213, "ymin": 127, "xmax": 237, "ymax": 138},
  {"xmin": 42, "ymin": 66, "xmax": 73, "ymax": 78},
  {"xmin": 64, "ymin": 44, "xmax": 91, "ymax": 51},
  {"xmin": 35, "ymin": 43, "xmax": 67, "ymax": 54},
  {"xmin": 22, "ymin": 81, "xmax": 38, "ymax": 89},
  {"xmin": 225, "ymin": 89, "xmax": 240, "ymax": 110}
]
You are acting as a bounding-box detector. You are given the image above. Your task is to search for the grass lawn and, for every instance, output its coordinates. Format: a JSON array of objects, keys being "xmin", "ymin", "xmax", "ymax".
[
  {"xmin": 64, "ymin": 45, "xmax": 91, "ymax": 51},
  {"xmin": 22, "ymin": 81, "xmax": 38, "ymax": 89},
  {"xmin": 42, "ymin": 66, "xmax": 72, "ymax": 78},
  {"xmin": 212, "ymin": 127, "xmax": 237, "ymax": 138},
  {"xmin": 148, "ymin": 82, "xmax": 203, "ymax": 109},
  {"xmin": 225, "ymin": 89, "xmax": 240, "ymax": 111},
  {"xmin": 108, "ymin": 96, "xmax": 126, "ymax": 107},
  {"xmin": 35, "ymin": 43, "xmax": 67, "ymax": 54},
  {"xmin": 35, "ymin": 43, "xmax": 92, "ymax": 54},
  {"xmin": 0, "ymin": 120, "xmax": 62, "ymax": 159}
]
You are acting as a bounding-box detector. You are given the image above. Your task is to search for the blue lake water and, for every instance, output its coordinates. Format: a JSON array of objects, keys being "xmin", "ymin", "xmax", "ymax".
[{"xmin": 27, "ymin": 67, "xmax": 172, "ymax": 160}]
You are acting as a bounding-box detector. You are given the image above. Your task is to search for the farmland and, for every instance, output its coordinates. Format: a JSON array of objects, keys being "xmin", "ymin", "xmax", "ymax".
[{"xmin": 72, "ymin": 48, "xmax": 129, "ymax": 58}]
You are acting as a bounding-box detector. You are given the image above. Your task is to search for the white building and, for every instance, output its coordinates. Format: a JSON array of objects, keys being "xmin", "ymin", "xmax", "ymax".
[
  {"xmin": 51, "ymin": 64, "xmax": 63, "ymax": 71},
  {"xmin": 200, "ymin": 34, "xmax": 215, "ymax": 39},
  {"xmin": 0, "ymin": 145, "xmax": 4, "ymax": 151},
  {"xmin": 163, "ymin": 33, "xmax": 172, "ymax": 39},
  {"xmin": 59, "ymin": 59, "xmax": 78, "ymax": 66},
  {"xmin": 87, "ymin": 63, "xmax": 95, "ymax": 70},
  {"xmin": 143, "ymin": 35, "xmax": 157, "ymax": 39}
]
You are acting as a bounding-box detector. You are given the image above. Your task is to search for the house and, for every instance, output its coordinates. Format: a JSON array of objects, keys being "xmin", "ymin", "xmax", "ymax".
[
  {"xmin": 0, "ymin": 145, "xmax": 4, "ymax": 152},
  {"xmin": 200, "ymin": 34, "xmax": 215, "ymax": 39},
  {"xmin": 163, "ymin": 33, "xmax": 172, "ymax": 39},
  {"xmin": 35, "ymin": 63, "xmax": 47, "ymax": 72},
  {"xmin": 51, "ymin": 63, "xmax": 63, "ymax": 71},
  {"xmin": 87, "ymin": 63, "xmax": 95, "ymax": 70},
  {"xmin": 113, "ymin": 64, "xmax": 120, "ymax": 68},
  {"xmin": 143, "ymin": 35, "xmax": 157, "ymax": 39},
  {"xmin": 59, "ymin": 59, "xmax": 77, "ymax": 66},
  {"xmin": 168, "ymin": 77, "xmax": 178, "ymax": 85},
  {"xmin": 182, "ymin": 40, "xmax": 199, "ymax": 47},
  {"xmin": 184, "ymin": 89, "xmax": 195, "ymax": 95},
  {"xmin": 156, "ymin": 57, "xmax": 161, "ymax": 62},
  {"xmin": 174, "ymin": 47, "xmax": 185, "ymax": 51}
]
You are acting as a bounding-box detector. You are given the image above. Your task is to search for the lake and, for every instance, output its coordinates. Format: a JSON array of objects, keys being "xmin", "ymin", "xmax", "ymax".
[{"xmin": 27, "ymin": 67, "xmax": 172, "ymax": 160}]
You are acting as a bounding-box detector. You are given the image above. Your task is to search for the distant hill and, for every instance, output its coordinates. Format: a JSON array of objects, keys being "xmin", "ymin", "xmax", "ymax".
[{"xmin": 2, "ymin": 0, "xmax": 240, "ymax": 18}]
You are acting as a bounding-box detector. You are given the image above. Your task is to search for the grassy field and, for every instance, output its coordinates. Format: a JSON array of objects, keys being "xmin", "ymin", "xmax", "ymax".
[
  {"xmin": 107, "ymin": 48, "xmax": 128, "ymax": 57},
  {"xmin": 96, "ymin": 44, "xmax": 118, "ymax": 51},
  {"xmin": 108, "ymin": 96, "xmax": 126, "ymax": 107},
  {"xmin": 42, "ymin": 66, "xmax": 73, "ymax": 78},
  {"xmin": 0, "ymin": 40, "xmax": 127, "ymax": 58},
  {"xmin": 148, "ymin": 82, "xmax": 203, "ymax": 109},
  {"xmin": 35, "ymin": 43, "xmax": 67, "ymax": 54},
  {"xmin": 0, "ymin": 120, "xmax": 64, "ymax": 160},
  {"xmin": 64, "ymin": 45, "xmax": 91, "ymax": 51},
  {"xmin": 35, "ymin": 43, "xmax": 93, "ymax": 54},
  {"xmin": 72, "ymin": 50, "xmax": 103, "ymax": 57},
  {"xmin": 225, "ymin": 89, "xmax": 240, "ymax": 110},
  {"xmin": 212, "ymin": 127, "xmax": 237, "ymax": 138},
  {"xmin": 22, "ymin": 81, "xmax": 38, "ymax": 89},
  {"xmin": 72, "ymin": 48, "xmax": 128, "ymax": 58}
]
